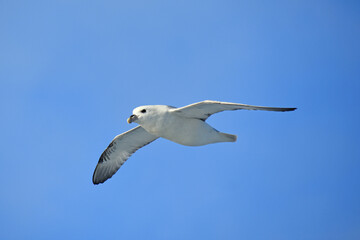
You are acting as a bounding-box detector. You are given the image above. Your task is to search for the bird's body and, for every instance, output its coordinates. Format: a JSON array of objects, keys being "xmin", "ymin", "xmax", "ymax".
[
  {"xmin": 135, "ymin": 105, "xmax": 235, "ymax": 146},
  {"xmin": 92, "ymin": 100, "xmax": 296, "ymax": 184}
]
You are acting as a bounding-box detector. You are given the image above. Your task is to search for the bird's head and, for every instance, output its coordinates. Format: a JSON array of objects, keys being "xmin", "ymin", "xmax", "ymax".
[{"xmin": 127, "ymin": 105, "xmax": 167, "ymax": 124}]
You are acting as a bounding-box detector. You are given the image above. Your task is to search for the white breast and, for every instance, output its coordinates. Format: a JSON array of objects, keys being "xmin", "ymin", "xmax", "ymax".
[{"xmin": 146, "ymin": 113, "xmax": 227, "ymax": 146}]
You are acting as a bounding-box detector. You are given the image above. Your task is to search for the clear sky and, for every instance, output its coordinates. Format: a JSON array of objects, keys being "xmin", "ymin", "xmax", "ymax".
[{"xmin": 1, "ymin": 0, "xmax": 360, "ymax": 239}]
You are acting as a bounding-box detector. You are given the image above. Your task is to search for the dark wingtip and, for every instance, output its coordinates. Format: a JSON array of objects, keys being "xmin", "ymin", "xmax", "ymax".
[
  {"xmin": 282, "ymin": 107, "xmax": 297, "ymax": 112},
  {"xmin": 93, "ymin": 177, "xmax": 111, "ymax": 185},
  {"xmin": 92, "ymin": 176, "xmax": 106, "ymax": 185},
  {"xmin": 92, "ymin": 163, "xmax": 115, "ymax": 185},
  {"xmin": 92, "ymin": 164, "xmax": 104, "ymax": 185}
]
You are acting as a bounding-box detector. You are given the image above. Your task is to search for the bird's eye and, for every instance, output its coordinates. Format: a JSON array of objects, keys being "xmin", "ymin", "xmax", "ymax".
[{"xmin": 141, "ymin": 109, "xmax": 146, "ymax": 113}]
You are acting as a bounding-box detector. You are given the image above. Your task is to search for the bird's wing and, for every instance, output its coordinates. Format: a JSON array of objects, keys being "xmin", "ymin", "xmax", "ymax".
[
  {"xmin": 92, "ymin": 126, "xmax": 158, "ymax": 184},
  {"xmin": 170, "ymin": 100, "xmax": 296, "ymax": 120}
]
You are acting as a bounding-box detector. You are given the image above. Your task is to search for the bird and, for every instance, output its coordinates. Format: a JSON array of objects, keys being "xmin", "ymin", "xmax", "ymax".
[{"xmin": 92, "ymin": 100, "xmax": 296, "ymax": 184}]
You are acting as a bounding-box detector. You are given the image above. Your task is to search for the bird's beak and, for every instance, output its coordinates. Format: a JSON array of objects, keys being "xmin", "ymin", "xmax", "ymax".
[{"xmin": 127, "ymin": 114, "xmax": 138, "ymax": 124}]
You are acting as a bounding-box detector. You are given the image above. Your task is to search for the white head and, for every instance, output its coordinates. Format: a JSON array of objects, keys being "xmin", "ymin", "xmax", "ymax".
[{"xmin": 127, "ymin": 105, "xmax": 169, "ymax": 125}]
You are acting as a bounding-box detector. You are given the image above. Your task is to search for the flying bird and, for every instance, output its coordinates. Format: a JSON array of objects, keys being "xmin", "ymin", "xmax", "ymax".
[{"xmin": 92, "ymin": 100, "xmax": 296, "ymax": 184}]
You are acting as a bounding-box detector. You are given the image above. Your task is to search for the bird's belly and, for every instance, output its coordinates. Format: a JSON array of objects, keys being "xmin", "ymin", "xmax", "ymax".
[{"xmin": 157, "ymin": 118, "xmax": 219, "ymax": 146}]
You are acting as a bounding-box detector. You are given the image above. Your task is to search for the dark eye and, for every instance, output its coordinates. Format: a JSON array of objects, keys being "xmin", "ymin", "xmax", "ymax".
[{"xmin": 141, "ymin": 109, "xmax": 146, "ymax": 113}]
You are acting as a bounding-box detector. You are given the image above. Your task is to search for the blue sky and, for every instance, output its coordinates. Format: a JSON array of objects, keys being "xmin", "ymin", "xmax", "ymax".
[{"xmin": 1, "ymin": 0, "xmax": 360, "ymax": 239}]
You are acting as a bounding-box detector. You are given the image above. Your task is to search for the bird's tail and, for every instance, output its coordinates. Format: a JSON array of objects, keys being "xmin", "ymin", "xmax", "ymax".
[{"xmin": 219, "ymin": 132, "xmax": 237, "ymax": 142}]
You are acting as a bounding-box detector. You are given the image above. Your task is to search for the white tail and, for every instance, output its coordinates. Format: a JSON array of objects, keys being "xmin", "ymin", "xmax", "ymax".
[{"xmin": 219, "ymin": 132, "xmax": 237, "ymax": 142}]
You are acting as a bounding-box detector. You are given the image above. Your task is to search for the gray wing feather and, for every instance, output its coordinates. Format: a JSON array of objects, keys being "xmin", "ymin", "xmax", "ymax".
[
  {"xmin": 92, "ymin": 126, "xmax": 158, "ymax": 184},
  {"xmin": 170, "ymin": 100, "xmax": 296, "ymax": 120}
]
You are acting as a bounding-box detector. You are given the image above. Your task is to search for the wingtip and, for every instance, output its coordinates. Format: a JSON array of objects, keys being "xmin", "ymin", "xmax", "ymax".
[
  {"xmin": 282, "ymin": 107, "xmax": 297, "ymax": 112},
  {"xmin": 92, "ymin": 164, "xmax": 106, "ymax": 185},
  {"xmin": 92, "ymin": 176, "xmax": 100, "ymax": 185},
  {"xmin": 92, "ymin": 174, "xmax": 101, "ymax": 185},
  {"xmin": 92, "ymin": 176, "xmax": 106, "ymax": 185}
]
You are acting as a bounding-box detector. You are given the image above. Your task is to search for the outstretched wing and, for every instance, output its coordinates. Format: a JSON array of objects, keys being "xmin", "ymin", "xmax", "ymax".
[
  {"xmin": 92, "ymin": 126, "xmax": 158, "ymax": 184},
  {"xmin": 170, "ymin": 100, "xmax": 296, "ymax": 120}
]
